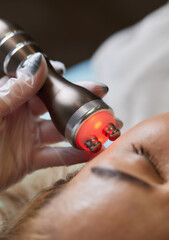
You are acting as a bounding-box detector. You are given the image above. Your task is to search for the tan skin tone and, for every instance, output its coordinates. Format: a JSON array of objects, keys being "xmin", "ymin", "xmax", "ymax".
[{"xmin": 13, "ymin": 112, "xmax": 169, "ymax": 239}]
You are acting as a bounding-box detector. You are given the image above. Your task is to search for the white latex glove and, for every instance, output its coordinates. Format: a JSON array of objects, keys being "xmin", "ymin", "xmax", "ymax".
[{"xmin": 0, "ymin": 53, "xmax": 122, "ymax": 191}]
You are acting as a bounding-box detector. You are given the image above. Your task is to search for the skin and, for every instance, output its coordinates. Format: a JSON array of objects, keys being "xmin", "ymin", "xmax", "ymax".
[{"xmin": 7, "ymin": 112, "xmax": 169, "ymax": 239}]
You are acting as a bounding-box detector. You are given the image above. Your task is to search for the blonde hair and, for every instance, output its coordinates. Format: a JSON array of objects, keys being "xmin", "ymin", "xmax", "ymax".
[{"xmin": 0, "ymin": 169, "xmax": 79, "ymax": 240}]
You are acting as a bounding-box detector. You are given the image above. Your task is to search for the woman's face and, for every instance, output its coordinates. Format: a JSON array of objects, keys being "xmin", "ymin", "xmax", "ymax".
[{"xmin": 24, "ymin": 113, "xmax": 169, "ymax": 239}]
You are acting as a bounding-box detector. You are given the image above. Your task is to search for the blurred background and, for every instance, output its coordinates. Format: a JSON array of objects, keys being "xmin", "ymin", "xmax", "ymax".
[{"xmin": 0, "ymin": 0, "xmax": 168, "ymax": 69}]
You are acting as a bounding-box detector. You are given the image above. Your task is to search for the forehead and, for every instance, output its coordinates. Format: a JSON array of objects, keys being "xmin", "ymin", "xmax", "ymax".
[{"xmin": 118, "ymin": 113, "xmax": 169, "ymax": 148}]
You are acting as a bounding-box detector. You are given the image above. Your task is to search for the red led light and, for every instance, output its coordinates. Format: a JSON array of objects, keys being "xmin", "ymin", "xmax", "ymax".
[{"xmin": 75, "ymin": 110, "xmax": 116, "ymax": 151}]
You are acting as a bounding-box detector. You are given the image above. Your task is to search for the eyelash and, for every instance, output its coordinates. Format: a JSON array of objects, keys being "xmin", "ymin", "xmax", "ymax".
[{"xmin": 132, "ymin": 144, "xmax": 163, "ymax": 180}]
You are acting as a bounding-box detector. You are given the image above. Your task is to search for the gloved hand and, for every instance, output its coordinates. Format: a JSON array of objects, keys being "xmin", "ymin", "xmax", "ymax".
[{"xmin": 0, "ymin": 53, "xmax": 123, "ymax": 191}]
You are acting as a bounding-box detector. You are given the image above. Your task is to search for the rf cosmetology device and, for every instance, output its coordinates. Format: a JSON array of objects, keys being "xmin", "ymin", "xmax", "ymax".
[{"xmin": 0, "ymin": 19, "xmax": 120, "ymax": 153}]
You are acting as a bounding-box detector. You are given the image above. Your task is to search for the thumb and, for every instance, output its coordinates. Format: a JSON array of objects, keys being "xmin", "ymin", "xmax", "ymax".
[{"xmin": 0, "ymin": 53, "xmax": 48, "ymax": 117}]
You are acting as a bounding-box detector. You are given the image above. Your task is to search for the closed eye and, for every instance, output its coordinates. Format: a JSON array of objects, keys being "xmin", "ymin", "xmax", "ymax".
[{"xmin": 132, "ymin": 144, "xmax": 164, "ymax": 181}]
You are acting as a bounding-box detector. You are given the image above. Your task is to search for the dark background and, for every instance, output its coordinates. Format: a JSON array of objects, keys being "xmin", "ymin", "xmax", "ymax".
[{"xmin": 0, "ymin": 0, "xmax": 168, "ymax": 68}]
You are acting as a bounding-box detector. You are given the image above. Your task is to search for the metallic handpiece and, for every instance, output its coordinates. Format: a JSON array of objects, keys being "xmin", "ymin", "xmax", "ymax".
[{"xmin": 0, "ymin": 19, "xmax": 120, "ymax": 153}]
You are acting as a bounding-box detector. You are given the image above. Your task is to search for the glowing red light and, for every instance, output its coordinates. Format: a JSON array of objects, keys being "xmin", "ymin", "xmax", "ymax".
[
  {"xmin": 94, "ymin": 121, "xmax": 102, "ymax": 129},
  {"xmin": 76, "ymin": 110, "xmax": 116, "ymax": 151}
]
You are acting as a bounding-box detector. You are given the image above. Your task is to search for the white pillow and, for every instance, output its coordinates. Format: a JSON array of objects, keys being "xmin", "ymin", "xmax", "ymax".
[{"xmin": 92, "ymin": 2, "xmax": 169, "ymax": 132}]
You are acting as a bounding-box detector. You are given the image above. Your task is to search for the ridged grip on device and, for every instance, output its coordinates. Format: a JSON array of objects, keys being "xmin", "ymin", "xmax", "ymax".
[{"xmin": 0, "ymin": 19, "xmax": 100, "ymax": 136}]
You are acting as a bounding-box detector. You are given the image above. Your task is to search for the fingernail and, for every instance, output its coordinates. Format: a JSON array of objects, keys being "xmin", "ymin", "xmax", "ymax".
[
  {"xmin": 115, "ymin": 118, "xmax": 123, "ymax": 130},
  {"xmin": 18, "ymin": 52, "xmax": 43, "ymax": 75},
  {"xmin": 57, "ymin": 68, "xmax": 64, "ymax": 75},
  {"xmin": 50, "ymin": 60, "xmax": 66, "ymax": 75},
  {"xmin": 95, "ymin": 82, "xmax": 109, "ymax": 97}
]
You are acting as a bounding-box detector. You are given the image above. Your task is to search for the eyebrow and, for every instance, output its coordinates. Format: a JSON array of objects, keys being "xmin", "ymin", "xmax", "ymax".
[{"xmin": 91, "ymin": 167, "xmax": 152, "ymax": 189}]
